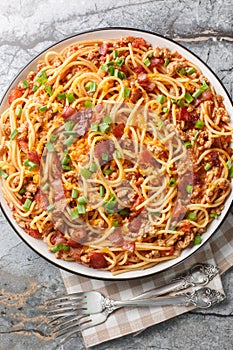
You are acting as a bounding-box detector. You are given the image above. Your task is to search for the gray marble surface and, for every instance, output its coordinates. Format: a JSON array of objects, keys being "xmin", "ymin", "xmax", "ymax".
[{"xmin": 0, "ymin": 0, "xmax": 233, "ymax": 349}]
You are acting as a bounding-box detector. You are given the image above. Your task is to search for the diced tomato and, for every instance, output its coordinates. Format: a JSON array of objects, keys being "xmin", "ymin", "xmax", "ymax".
[
  {"xmin": 132, "ymin": 37, "xmax": 147, "ymax": 48},
  {"xmin": 62, "ymin": 106, "xmax": 76, "ymax": 119},
  {"xmin": 25, "ymin": 228, "xmax": 42, "ymax": 239},
  {"xmin": 112, "ymin": 123, "xmax": 125, "ymax": 138},
  {"xmin": 123, "ymin": 240, "xmax": 135, "ymax": 253},
  {"xmin": 89, "ymin": 252, "xmax": 108, "ymax": 269},
  {"xmin": 8, "ymin": 87, "xmax": 23, "ymax": 105},
  {"xmin": 99, "ymin": 43, "xmax": 109, "ymax": 56},
  {"xmin": 27, "ymin": 151, "xmax": 40, "ymax": 166}
]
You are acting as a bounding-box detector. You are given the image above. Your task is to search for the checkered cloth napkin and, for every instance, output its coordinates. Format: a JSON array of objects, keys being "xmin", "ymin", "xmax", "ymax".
[{"xmin": 61, "ymin": 212, "xmax": 233, "ymax": 348}]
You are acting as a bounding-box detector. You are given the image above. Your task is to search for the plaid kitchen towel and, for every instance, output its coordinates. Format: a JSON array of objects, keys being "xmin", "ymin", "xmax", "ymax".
[{"xmin": 61, "ymin": 212, "xmax": 233, "ymax": 348}]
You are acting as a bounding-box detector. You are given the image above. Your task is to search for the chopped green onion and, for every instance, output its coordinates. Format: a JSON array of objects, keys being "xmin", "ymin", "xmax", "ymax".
[
  {"xmin": 50, "ymin": 134, "xmax": 56, "ymax": 143},
  {"xmin": 108, "ymin": 66, "xmax": 115, "ymax": 76},
  {"xmin": 192, "ymin": 131, "xmax": 199, "ymax": 141},
  {"xmin": 78, "ymin": 196, "xmax": 88, "ymax": 204},
  {"xmin": 84, "ymin": 100, "xmax": 93, "ymax": 108},
  {"xmin": 81, "ymin": 168, "xmax": 91, "ymax": 179},
  {"xmin": 193, "ymin": 235, "xmax": 202, "ymax": 245},
  {"xmin": 23, "ymin": 159, "xmax": 37, "ymax": 170},
  {"xmin": 157, "ymin": 118, "xmax": 163, "ymax": 130},
  {"xmin": 184, "ymin": 92, "xmax": 194, "ymax": 104},
  {"xmin": 187, "ymin": 67, "xmax": 196, "ymax": 75},
  {"xmin": 201, "ymin": 80, "xmax": 210, "ymax": 91},
  {"xmin": 16, "ymin": 106, "xmax": 22, "ymax": 116},
  {"xmin": 178, "ymin": 67, "xmax": 186, "ymax": 75},
  {"xmin": 66, "ymin": 93, "xmax": 75, "ymax": 103},
  {"xmin": 171, "ymin": 99, "xmax": 177, "ymax": 104},
  {"xmin": 118, "ymin": 208, "xmax": 130, "ymax": 217},
  {"xmin": 42, "ymin": 183, "xmax": 49, "ymax": 191},
  {"xmin": 115, "ymin": 57, "xmax": 124, "ymax": 67},
  {"xmin": 103, "ymin": 169, "xmax": 113, "ymax": 175},
  {"xmin": 57, "ymin": 93, "xmax": 66, "ymax": 101},
  {"xmin": 229, "ymin": 166, "xmax": 233, "ymax": 178},
  {"xmin": 22, "ymin": 198, "xmax": 32, "ymax": 212},
  {"xmin": 62, "ymin": 154, "xmax": 70, "ymax": 165},
  {"xmin": 63, "ymin": 131, "xmax": 77, "ymax": 136},
  {"xmin": 89, "ymin": 163, "xmax": 97, "ymax": 172},
  {"xmin": 149, "ymin": 212, "xmax": 160, "ymax": 216},
  {"xmin": 122, "ymin": 86, "xmax": 130, "ymax": 98},
  {"xmin": 169, "ymin": 225, "xmax": 176, "ymax": 231},
  {"xmin": 169, "ymin": 177, "xmax": 177, "ymax": 187},
  {"xmin": 77, "ymin": 203, "xmax": 86, "ymax": 214},
  {"xmin": 113, "ymin": 50, "xmax": 118, "ymax": 59},
  {"xmin": 187, "ymin": 212, "xmax": 196, "ymax": 221},
  {"xmin": 10, "ymin": 129, "xmax": 18, "ymax": 140},
  {"xmin": 70, "ymin": 208, "xmax": 79, "ymax": 220},
  {"xmin": 45, "ymin": 85, "xmax": 53, "ymax": 96},
  {"xmin": 163, "ymin": 107, "xmax": 169, "ymax": 113},
  {"xmin": 71, "ymin": 188, "xmax": 78, "ymax": 199},
  {"xmin": 114, "ymin": 150, "xmax": 121, "ymax": 159},
  {"xmin": 157, "ymin": 94, "xmax": 166, "ymax": 104},
  {"xmin": 195, "ymin": 120, "xmax": 205, "ymax": 129},
  {"xmin": 204, "ymin": 163, "xmax": 211, "ymax": 171},
  {"xmin": 102, "ymin": 153, "xmax": 108, "ymax": 161},
  {"xmin": 62, "ymin": 165, "xmax": 71, "ymax": 171},
  {"xmin": 102, "ymin": 115, "xmax": 112, "ymax": 124},
  {"xmin": 37, "ymin": 70, "xmax": 47, "ymax": 85},
  {"xmin": 47, "ymin": 204, "xmax": 55, "ymax": 212},
  {"xmin": 99, "ymin": 123, "xmax": 110, "ymax": 134},
  {"xmin": 63, "ymin": 135, "xmax": 76, "ymax": 147},
  {"xmin": 64, "ymin": 121, "xmax": 74, "ymax": 132},
  {"xmin": 90, "ymin": 123, "xmax": 99, "ymax": 132},
  {"xmin": 0, "ymin": 168, "xmax": 8, "ymax": 179},
  {"xmin": 100, "ymin": 185, "xmax": 105, "ymax": 197},
  {"xmin": 19, "ymin": 186, "xmax": 26, "ymax": 195},
  {"xmin": 32, "ymin": 85, "xmax": 39, "ymax": 92},
  {"xmin": 45, "ymin": 142, "xmax": 55, "ymax": 153},
  {"xmin": 118, "ymin": 71, "xmax": 127, "ymax": 80},
  {"xmin": 107, "ymin": 61, "xmax": 114, "ymax": 66},
  {"xmin": 144, "ymin": 58, "xmax": 151, "ymax": 67},
  {"xmin": 51, "ymin": 243, "xmax": 70, "ymax": 253},
  {"xmin": 113, "ymin": 220, "xmax": 118, "ymax": 227},
  {"xmin": 186, "ymin": 185, "xmax": 193, "ymax": 194},
  {"xmin": 85, "ymin": 82, "xmax": 97, "ymax": 92},
  {"xmin": 210, "ymin": 213, "xmax": 218, "ymax": 220},
  {"xmin": 184, "ymin": 141, "xmax": 192, "ymax": 148},
  {"xmin": 164, "ymin": 58, "xmax": 169, "ymax": 67},
  {"xmin": 177, "ymin": 100, "xmax": 184, "ymax": 107},
  {"xmin": 22, "ymin": 80, "xmax": 29, "ymax": 88},
  {"xmin": 101, "ymin": 65, "xmax": 108, "ymax": 72},
  {"xmin": 39, "ymin": 105, "xmax": 48, "ymax": 113},
  {"xmin": 226, "ymin": 160, "xmax": 232, "ymax": 169},
  {"xmin": 192, "ymin": 89, "xmax": 203, "ymax": 99}
]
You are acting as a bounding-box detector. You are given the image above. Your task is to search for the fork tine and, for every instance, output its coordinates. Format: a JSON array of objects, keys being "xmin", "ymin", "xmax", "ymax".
[
  {"xmin": 45, "ymin": 292, "xmax": 87, "ymax": 305},
  {"xmin": 46, "ymin": 298, "xmax": 86, "ymax": 308},
  {"xmin": 54, "ymin": 315, "xmax": 92, "ymax": 338},
  {"xmin": 53, "ymin": 314, "xmax": 89, "ymax": 335},
  {"xmin": 47, "ymin": 303, "xmax": 87, "ymax": 315}
]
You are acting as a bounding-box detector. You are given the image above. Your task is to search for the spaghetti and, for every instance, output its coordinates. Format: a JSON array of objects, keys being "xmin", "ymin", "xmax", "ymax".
[{"xmin": 0, "ymin": 36, "xmax": 232, "ymax": 274}]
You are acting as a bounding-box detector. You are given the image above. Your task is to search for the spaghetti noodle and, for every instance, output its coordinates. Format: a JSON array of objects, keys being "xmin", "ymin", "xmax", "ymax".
[{"xmin": 0, "ymin": 36, "xmax": 232, "ymax": 274}]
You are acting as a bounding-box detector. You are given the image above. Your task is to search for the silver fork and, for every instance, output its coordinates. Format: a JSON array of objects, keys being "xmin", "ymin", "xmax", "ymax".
[{"xmin": 46, "ymin": 287, "xmax": 225, "ymax": 339}]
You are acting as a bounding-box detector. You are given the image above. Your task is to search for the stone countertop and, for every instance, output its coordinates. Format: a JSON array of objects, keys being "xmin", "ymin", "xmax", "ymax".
[{"xmin": 0, "ymin": 0, "xmax": 232, "ymax": 349}]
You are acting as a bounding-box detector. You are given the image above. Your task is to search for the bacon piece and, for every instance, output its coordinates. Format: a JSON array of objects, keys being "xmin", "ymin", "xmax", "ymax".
[
  {"xmin": 123, "ymin": 240, "xmax": 135, "ymax": 253},
  {"xmin": 50, "ymin": 230, "xmax": 67, "ymax": 245},
  {"xmin": 8, "ymin": 87, "xmax": 23, "ymax": 105},
  {"xmin": 130, "ymin": 86, "xmax": 143, "ymax": 103},
  {"xmin": 137, "ymin": 73, "xmax": 155, "ymax": 92},
  {"xmin": 34, "ymin": 190, "xmax": 48, "ymax": 210},
  {"xmin": 137, "ymin": 73, "xmax": 147, "ymax": 83},
  {"xmin": 99, "ymin": 42, "xmax": 109, "ymax": 56},
  {"xmin": 112, "ymin": 123, "xmax": 125, "ymax": 138},
  {"xmin": 139, "ymin": 149, "xmax": 153, "ymax": 164},
  {"xmin": 94, "ymin": 140, "xmax": 115, "ymax": 163},
  {"xmin": 62, "ymin": 106, "xmax": 76, "ymax": 119},
  {"xmin": 172, "ymin": 203, "xmax": 186, "ymax": 221},
  {"xmin": 68, "ymin": 109, "xmax": 93, "ymax": 136},
  {"xmin": 194, "ymin": 90, "xmax": 213, "ymax": 107},
  {"xmin": 25, "ymin": 228, "xmax": 42, "ymax": 239},
  {"xmin": 18, "ymin": 137, "xmax": 28, "ymax": 153},
  {"xmin": 68, "ymin": 229, "xmax": 87, "ymax": 245},
  {"xmin": 150, "ymin": 57, "xmax": 164, "ymax": 67},
  {"xmin": 128, "ymin": 216, "xmax": 142, "ymax": 232},
  {"xmin": 132, "ymin": 37, "xmax": 147, "ymax": 48},
  {"xmin": 89, "ymin": 252, "xmax": 108, "ymax": 269},
  {"xmin": 133, "ymin": 65, "xmax": 145, "ymax": 74},
  {"xmin": 27, "ymin": 151, "xmax": 40, "ymax": 166},
  {"xmin": 177, "ymin": 107, "xmax": 191, "ymax": 121},
  {"xmin": 211, "ymin": 151, "xmax": 220, "ymax": 167},
  {"xmin": 69, "ymin": 246, "xmax": 82, "ymax": 261},
  {"xmin": 109, "ymin": 228, "xmax": 124, "ymax": 245},
  {"xmin": 51, "ymin": 178, "xmax": 66, "ymax": 202}
]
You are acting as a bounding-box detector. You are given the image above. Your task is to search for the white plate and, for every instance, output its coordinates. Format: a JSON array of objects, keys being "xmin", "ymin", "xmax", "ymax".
[{"xmin": 0, "ymin": 28, "xmax": 232, "ymax": 280}]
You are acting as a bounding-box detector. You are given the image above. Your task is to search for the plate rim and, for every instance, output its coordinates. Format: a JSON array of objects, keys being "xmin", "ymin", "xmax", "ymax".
[{"xmin": 0, "ymin": 26, "xmax": 232, "ymax": 281}]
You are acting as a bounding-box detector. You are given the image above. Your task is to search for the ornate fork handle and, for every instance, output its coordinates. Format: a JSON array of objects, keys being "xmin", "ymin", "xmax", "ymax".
[
  {"xmin": 133, "ymin": 263, "xmax": 219, "ymax": 300},
  {"xmin": 103, "ymin": 287, "xmax": 225, "ymax": 312}
]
